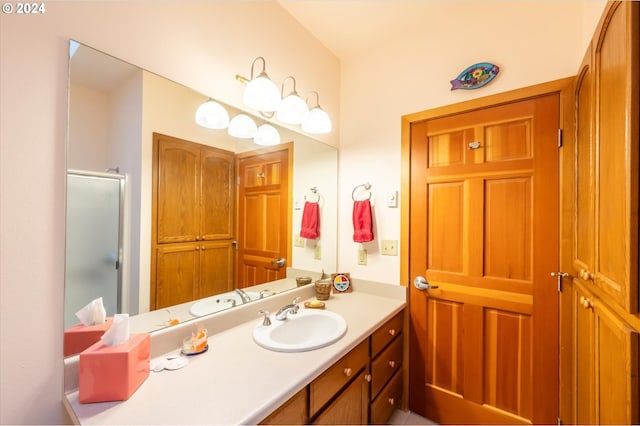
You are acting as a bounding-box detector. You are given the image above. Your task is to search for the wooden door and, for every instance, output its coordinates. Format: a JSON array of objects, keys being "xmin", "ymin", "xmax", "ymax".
[
  {"xmin": 573, "ymin": 0, "xmax": 638, "ymax": 314},
  {"xmin": 155, "ymin": 243, "xmax": 198, "ymax": 308},
  {"xmin": 156, "ymin": 137, "xmax": 200, "ymax": 244},
  {"xmin": 409, "ymin": 94, "xmax": 560, "ymax": 424},
  {"xmin": 572, "ymin": 281, "xmax": 639, "ymax": 424},
  {"xmin": 199, "ymin": 241, "xmax": 234, "ymax": 298},
  {"xmin": 236, "ymin": 144, "xmax": 292, "ymax": 288},
  {"xmin": 200, "ymin": 148, "xmax": 234, "ymax": 241}
]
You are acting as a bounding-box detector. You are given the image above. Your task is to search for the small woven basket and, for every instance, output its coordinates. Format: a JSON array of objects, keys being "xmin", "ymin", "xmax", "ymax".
[
  {"xmin": 296, "ymin": 276, "xmax": 312, "ymax": 287},
  {"xmin": 314, "ymin": 279, "xmax": 332, "ymax": 300}
]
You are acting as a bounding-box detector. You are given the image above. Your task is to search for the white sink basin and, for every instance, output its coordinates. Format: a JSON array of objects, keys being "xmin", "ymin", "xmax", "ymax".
[
  {"xmin": 253, "ymin": 309, "xmax": 347, "ymax": 352},
  {"xmin": 189, "ymin": 291, "xmax": 260, "ymax": 317}
]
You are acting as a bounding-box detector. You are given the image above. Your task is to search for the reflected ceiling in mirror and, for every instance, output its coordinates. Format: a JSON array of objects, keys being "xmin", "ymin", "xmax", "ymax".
[{"xmin": 65, "ymin": 41, "xmax": 338, "ymax": 338}]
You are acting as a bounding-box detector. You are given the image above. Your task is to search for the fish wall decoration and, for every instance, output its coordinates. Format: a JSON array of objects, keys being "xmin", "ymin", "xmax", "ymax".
[{"xmin": 450, "ymin": 62, "xmax": 500, "ymax": 90}]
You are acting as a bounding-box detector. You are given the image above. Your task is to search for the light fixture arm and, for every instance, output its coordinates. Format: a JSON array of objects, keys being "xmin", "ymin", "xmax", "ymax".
[
  {"xmin": 250, "ymin": 56, "xmax": 268, "ymax": 79},
  {"xmin": 281, "ymin": 76, "xmax": 299, "ymax": 97},
  {"xmin": 306, "ymin": 90, "xmax": 322, "ymax": 108}
]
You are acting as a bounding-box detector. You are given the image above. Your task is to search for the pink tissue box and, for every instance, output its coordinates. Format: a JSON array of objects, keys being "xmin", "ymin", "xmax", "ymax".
[
  {"xmin": 63, "ymin": 318, "xmax": 114, "ymax": 357},
  {"xmin": 79, "ymin": 333, "xmax": 150, "ymax": 403}
]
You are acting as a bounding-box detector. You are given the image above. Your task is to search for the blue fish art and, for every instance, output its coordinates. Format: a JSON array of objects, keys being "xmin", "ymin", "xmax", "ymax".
[{"xmin": 450, "ymin": 62, "xmax": 500, "ymax": 90}]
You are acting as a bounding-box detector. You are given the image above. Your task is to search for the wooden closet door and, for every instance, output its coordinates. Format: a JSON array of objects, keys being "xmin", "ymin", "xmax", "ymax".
[
  {"xmin": 200, "ymin": 148, "xmax": 234, "ymax": 241},
  {"xmin": 156, "ymin": 136, "xmax": 201, "ymax": 244}
]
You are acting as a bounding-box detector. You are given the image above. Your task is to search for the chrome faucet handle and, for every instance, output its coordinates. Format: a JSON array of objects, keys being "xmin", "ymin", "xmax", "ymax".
[{"xmin": 258, "ymin": 310, "xmax": 271, "ymax": 326}]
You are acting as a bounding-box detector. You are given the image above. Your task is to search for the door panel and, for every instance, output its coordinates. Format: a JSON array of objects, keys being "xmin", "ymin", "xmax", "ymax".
[
  {"xmin": 200, "ymin": 150, "xmax": 234, "ymax": 240},
  {"xmin": 410, "ymin": 94, "xmax": 559, "ymax": 424},
  {"xmin": 237, "ymin": 146, "xmax": 291, "ymax": 288}
]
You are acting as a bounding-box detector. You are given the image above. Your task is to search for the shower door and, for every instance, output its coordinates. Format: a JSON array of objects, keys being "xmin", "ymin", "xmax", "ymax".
[{"xmin": 64, "ymin": 171, "xmax": 124, "ymax": 329}]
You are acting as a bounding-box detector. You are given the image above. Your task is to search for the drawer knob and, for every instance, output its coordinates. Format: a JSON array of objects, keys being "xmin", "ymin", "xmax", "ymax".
[
  {"xmin": 388, "ymin": 328, "xmax": 396, "ymax": 336},
  {"xmin": 343, "ymin": 367, "xmax": 352, "ymax": 377},
  {"xmin": 388, "ymin": 360, "xmax": 396, "ymax": 368},
  {"xmin": 388, "ymin": 397, "xmax": 395, "ymax": 406},
  {"xmin": 364, "ymin": 374, "xmax": 372, "ymax": 382}
]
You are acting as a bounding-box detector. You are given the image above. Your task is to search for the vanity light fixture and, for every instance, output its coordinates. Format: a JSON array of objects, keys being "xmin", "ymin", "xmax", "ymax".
[
  {"xmin": 302, "ymin": 91, "xmax": 332, "ymax": 134},
  {"xmin": 253, "ymin": 123, "xmax": 281, "ymax": 146},
  {"xmin": 276, "ymin": 76, "xmax": 309, "ymax": 125},
  {"xmin": 228, "ymin": 114, "xmax": 257, "ymax": 139},
  {"xmin": 195, "ymin": 98, "xmax": 230, "ymax": 129},
  {"xmin": 236, "ymin": 57, "xmax": 281, "ymax": 113}
]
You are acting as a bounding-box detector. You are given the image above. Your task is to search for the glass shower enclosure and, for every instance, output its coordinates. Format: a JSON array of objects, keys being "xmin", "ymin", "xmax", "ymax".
[{"xmin": 64, "ymin": 170, "xmax": 125, "ymax": 329}]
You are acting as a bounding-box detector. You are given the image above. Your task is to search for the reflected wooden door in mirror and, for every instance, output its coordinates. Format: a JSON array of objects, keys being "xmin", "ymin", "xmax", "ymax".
[
  {"xmin": 236, "ymin": 145, "xmax": 292, "ymax": 288},
  {"xmin": 151, "ymin": 133, "xmax": 235, "ymax": 310}
]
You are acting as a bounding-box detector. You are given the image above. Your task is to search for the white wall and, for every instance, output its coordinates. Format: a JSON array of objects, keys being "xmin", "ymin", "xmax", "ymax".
[
  {"xmin": 0, "ymin": 2, "xmax": 338, "ymax": 423},
  {"xmin": 336, "ymin": 1, "xmax": 607, "ymax": 283}
]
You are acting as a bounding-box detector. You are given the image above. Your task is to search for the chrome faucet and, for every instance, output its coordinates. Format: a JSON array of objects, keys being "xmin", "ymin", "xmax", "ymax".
[
  {"xmin": 235, "ymin": 288, "xmax": 251, "ymax": 304},
  {"xmin": 275, "ymin": 297, "xmax": 301, "ymax": 320}
]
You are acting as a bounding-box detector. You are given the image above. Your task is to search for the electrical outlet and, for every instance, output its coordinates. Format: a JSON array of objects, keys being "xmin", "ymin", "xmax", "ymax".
[
  {"xmin": 381, "ymin": 240, "xmax": 398, "ymax": 256},
  {"xmin": 358, "ymin": 249, "xmax": 367, "ymax": 265},
  {"xmin": 314, "ymin": 245, "xmax": 321, "ymax": 260},
  {"xmin": 294, "ymin": 235, "xmax": 304, "ymax": 247}
]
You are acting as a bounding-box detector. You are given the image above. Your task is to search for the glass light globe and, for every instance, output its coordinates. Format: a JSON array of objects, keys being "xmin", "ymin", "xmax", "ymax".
[
  {"xmin": 254, "ymin": 124, "xmax": 281, "ymax": 146},
  {"xmin": 228, "ymin": 114, "xmax": 257, "ymax": 139},
  {"xmin": 302, "ymin": 107, "xmax": 332, "ymax": 134},
  {"xmin": 195, "ymin": 100, "xmax": 230, "ymax": 129},
  {"xmin": 276, "ymin": 94, "xmax": 309, "ymax": 125},
  {"xmin": 243, "ymin": 76, "xmax": 281, "ymax": 112}
]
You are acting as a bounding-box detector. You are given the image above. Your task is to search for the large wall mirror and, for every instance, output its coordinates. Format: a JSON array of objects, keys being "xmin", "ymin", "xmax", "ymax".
[{"xmin": 64, "ymin": 41, "xmax": 338, "ymax": 341}]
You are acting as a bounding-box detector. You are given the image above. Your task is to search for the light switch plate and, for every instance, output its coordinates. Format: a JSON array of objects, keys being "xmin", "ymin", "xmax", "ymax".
[
  {"xmin": 381, "ymin": 240, "xmax": 398, "ymax": 256},
  {"xmin": 314, "ymin": 245, "xmax": 321, "ymax": 260},
  {"xmin": 358, "ymin": 249, "xmax": 367, "ymax": 265},
  {"xmin": 294, "ymin": 235, "xmax": 304, "ymax": 247}
]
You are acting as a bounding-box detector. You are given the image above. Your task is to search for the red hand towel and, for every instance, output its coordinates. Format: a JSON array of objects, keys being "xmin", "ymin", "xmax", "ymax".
[
  {"xmin": 353, "ymin": 199, "xmax": 374, "ymax": 242},
  {"xmin": 300, "ymin": 201, "xmax": 320, "ymax": 239}
]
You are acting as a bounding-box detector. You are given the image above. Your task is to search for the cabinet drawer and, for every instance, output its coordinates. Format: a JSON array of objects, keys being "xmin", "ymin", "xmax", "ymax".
[
  {"xmin": 371, "ymin": 333, "xmax": 403, "ymax": 398},
  {"xmin": 309, "ymin": 339, "xmax": 369, "ymax": 416},
  {"xmin": 371, "ymin": 310, "xmax": 403, "ymax": 356},
  {"xmin": 370, "ymin": 370, "xmax": 403, "ymax": 425}
]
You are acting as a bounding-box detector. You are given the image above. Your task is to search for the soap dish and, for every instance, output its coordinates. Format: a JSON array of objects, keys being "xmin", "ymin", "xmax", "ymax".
[
  {"xmin": 304, "ymin": 300, "xmax": 326, "ymax": 309},
  {"xmin": 181, "ymin": 344, "xmax": 209, "ymax": 356}
]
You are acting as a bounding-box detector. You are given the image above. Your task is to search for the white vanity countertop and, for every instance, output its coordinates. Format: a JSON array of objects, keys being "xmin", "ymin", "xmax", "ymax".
[{"xmin": 64, "ymin": 280, "xmax": 406, "ymax": 425}]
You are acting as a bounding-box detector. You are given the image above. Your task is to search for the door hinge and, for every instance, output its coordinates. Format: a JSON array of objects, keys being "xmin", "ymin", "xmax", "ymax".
[
  {"xmin": 557, "ymin": 128, "xmax": 563, "ymax": 148},
  {"xmin": 232, "ymin": 240, "xmax": 238, "ymax": 250},
  {"xmin": 558, "ymin": 417, "xmax": 562, "ymax": 425},
  {"xmin": 551, "ymin": 271, "xmax": 568, "ymax": 292}
]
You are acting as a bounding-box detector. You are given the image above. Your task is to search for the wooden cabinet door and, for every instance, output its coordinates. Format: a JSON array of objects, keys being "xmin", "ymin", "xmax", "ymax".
[
  {"xmin": 155, "ymin": 243, "xmax": 198, "ymax": 309},
  {"xmin": 576, "ymin": 1, "xmax": 639, "ymax": 313},
  {"xmin": 573, "ymin": 281, "xmax": 639, "ymax": 424},
  {"xmin": 200, "ymin": 147, "xmax": 234, "ymax": 241},
  {"xmin": 260, "ymin": 389, "xmax": 308, "ymax": 425},
  {"xmin": 311, "ymin": 373, "xmax": 369, "ymax": 425},
  {"xmin": 198, "ymin": 241, "xmax": 234, "ymax": 298},
  {"xmin": 156, "ymin": 135, "xmax": 201, "ymax": 244}
]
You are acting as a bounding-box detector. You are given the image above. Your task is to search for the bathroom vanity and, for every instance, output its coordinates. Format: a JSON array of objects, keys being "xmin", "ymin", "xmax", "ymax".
[{"xmin": 63, "ymin": 279, "xmax": 406, "ymax": 425}]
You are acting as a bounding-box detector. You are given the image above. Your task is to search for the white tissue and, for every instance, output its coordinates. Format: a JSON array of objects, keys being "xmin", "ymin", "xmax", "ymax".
[
  {"xmin": 100, "ymin": 313, "xmax": 130, "ymax": 346},
  {"xmin": 75, "ymin": 297, "xmax": 107, "ymax": 326}
]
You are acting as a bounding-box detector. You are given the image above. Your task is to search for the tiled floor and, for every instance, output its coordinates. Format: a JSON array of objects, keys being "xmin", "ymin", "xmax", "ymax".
[{"xmin": 388, "ymin": 409, "xmax": 438, "ymax": 425}]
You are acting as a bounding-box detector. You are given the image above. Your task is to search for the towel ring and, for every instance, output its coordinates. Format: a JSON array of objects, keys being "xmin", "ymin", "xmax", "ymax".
[
  {"xmin": 304, "ymin": 187, "xmax": 320, "ymax": 203},
  {"xmin": 352, "ymin": 183, "xmax": 372, "ymax": 201}
]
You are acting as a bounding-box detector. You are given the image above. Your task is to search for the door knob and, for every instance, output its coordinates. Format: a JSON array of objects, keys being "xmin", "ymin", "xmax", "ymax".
[
  {"xmin": 271, "ymin": 258, "xmax": 286, "ymax": 268},
  {"xmin": 414, "ymin": 276, "xmax": 439, "ymax": 290}
]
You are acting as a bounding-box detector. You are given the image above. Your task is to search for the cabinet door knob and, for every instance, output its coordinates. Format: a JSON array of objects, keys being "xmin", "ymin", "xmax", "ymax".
[
  {"xmin": 388, "ymin": 328, "xmax": 396, "ymax": 336},
  {"xmin": 364, "ymin": 374, "xmax": 372, "ymax": 382},
  {"xmin": 579, "ymin": 296, "xmax": 593, "ymax": 309},
  {"xmin": 388, "ymin": 397, "xmax": 395, "ymax": 406},
  {"xmin": 343, "ymin": 367, "xmax": 352, "ymax": 377},
  {"xmin": 579, "ymin": 269, "xmax": 594, "ymax": 281},
  {"xmin": 388, "ymin": 360, "xmax": 396, "ymax": 368},
  {"xmin": 195, "ymin": 246, "xmax": 200, "ymax": 251}
]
